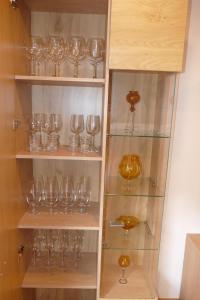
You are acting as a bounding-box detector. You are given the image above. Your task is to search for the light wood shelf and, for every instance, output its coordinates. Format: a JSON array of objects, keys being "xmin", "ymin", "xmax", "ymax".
[
  {"xmin": 15, "ymin": 75, "xmax": 105, "ymax": 87},
  {"xmin": 22, "ymin": 253, "xmax": 97, "ymax": 289},
  {"xmin": 101, "ymin": 265, "xmax": 157, "ymax": 300},
  {"xmin": 16, "ymin": 147, "xmax": 102, "ymax": 161},
  {"xmin": 22, "ymin": 0, "xmax": 107, "ymax": 14},
  {"xmin": 18, "ymin": 205, "xmax": 99, "ymax": 230}
]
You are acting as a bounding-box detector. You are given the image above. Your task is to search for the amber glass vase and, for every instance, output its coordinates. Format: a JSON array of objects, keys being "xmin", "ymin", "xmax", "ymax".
[{"xmin": 118, "ymin": 154, "xmax": 142, "ymax": 191}]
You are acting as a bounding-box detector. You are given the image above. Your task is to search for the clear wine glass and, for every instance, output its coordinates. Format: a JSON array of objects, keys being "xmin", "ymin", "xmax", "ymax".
[
  {"xmin": 48, "ymin": 114, "xmax": 63, "ymax": 151},
  {"xmin": 70, "ymin": 114, "xmax": 84, "ymax": 151},
  {"xmin": 86, "ymin": 115, "xmax": 100, "ymax": 152},
  {"xmin": 75, "ymin": 176, "xmax": 91, "ymax": 213},
  {"xmin": 87, "ymin": 38, "xmax": 105, "ymax": 78},
  {"xmin": 68, "ymin": 36, "xmax": 86, "ymax": 77},
  {"xmin": 26, "ymin": 36, "xmax": 44, "ymax": 76},
  {"xmin": 60, "ymin": 176, "xmax": 74, "ymax": 213},
  {"xmin": 48, "ymin": 36, "xmax": 67, "ymax": 77},
  {"xmin": 45, "ymin": 176, "xmax": 59, "ymax": 213},
  {"xmin": 26, "ymin": 178, "xmax": 42, "ymax": 214}
]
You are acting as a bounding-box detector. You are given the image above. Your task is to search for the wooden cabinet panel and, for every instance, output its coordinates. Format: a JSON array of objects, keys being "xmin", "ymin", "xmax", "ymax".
[
  {"xmin": 0, "ymin": 0, "xmax": 34, "ymax": 299},
  {"xmin": 109, "ymin": 0, "xmax": 189, "ymax": 71}
]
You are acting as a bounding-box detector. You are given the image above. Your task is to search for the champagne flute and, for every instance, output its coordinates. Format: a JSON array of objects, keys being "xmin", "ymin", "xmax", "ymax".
[
  {"xmin": 86, "ymin": 115, "xmax": 100, "ymax": 152},
  {"xmin": 87, "ymin": 38, "xmax": 105, "ymax": 78},
  {"xmin": 118, "ymin": 255, "xmax": 130, "ymax": 284},
  {"xmin": 68, "ymin": 36, "xmax": 86, "ymax": 77}
]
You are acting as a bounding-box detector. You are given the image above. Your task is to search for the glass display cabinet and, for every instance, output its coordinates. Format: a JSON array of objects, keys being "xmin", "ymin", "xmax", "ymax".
[{"xmin": 0, "ymin": 0, "xmax": 188, "ymax": 300}]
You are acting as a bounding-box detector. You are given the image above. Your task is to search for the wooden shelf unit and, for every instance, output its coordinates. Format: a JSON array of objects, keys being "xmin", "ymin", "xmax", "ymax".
[
  {"xmin": 22, "ymin": 253, "xmax": 97, "ymax": 289},
  {"xmin": 15, "ymin": 75, "xmax": 105, "ymax": 87},
  {"xmin": 18, "ymin": 205, "xmax": 99, "ymax": 230},
  {"xmin": 16, "ymin": 148, "xmax": 102, "ymax": 161}
]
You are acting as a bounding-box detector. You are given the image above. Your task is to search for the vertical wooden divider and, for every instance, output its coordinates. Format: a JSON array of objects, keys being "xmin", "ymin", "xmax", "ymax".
[{"xmin": 97, "ymin": 0, "xmax": 111, "ymax": 298}]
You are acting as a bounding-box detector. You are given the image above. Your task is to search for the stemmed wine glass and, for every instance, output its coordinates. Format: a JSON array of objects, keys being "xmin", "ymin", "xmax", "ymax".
[
  {"xmin": 26, "ymin": 178, "xmax": 42, "ymax": 214},
  {"xmin": 87, "ymin": 38, "xmax": 105, "ymax": 78},
  {"xmin": 45, "ymin": 176, "xmax": 59, "ymax": 213},
  {"xmin": 86, "ymin": 115, "xmax": 100, "ymax": 152},
  {"xmin": 60, "ymin": 176, "xmax": 74, "ymax": 213},
  {"xmin": 118, "ymin": 254, "xmax": 130, "ymax": 284},
  {"xmin": 68, "ymin": 36, "xmax": 86, "ymax": 77},
  {"xmin": 48, "ymin": 36, "xmax": 67, "ymax": 77},
  {"xmin": 26, "ymin": 36, "xmax": 45, "ymax": 76},
  {"xmin": 75, "ymin": 176, "xmax": 91, "ymax": 213},
  {"xmin": 48, "ymin": 114, "xmax": 63, "ymax": 151},
  {"xmin": 70, "ymin": 114, "xmax": 84, "ymax": 151}
]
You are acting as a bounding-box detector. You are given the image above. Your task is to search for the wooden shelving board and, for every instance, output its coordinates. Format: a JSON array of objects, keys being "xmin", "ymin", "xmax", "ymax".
[
  {"xmin": 15, "ymin": 75, "xmax": 105, "ymax": 87},
  {"xmin": 18, "ymin": 205, "xmax": 99, "ymax": 230},
  {"xmin": 22, "ymin": 0, "xmax": 107, "ymax": 14},
  {"xmin": 22, "ymin": 253, "xmax": 97, "ymax": 289},
  {"xmin": 101, "ymin": 265, "xmax": 157, "ymax": 300},
  {"xmin": 16, "ymin": 147, "xmax": 102, "ymax": 161}
]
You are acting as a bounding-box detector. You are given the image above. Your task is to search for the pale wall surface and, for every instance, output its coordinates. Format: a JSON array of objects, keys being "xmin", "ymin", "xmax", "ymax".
[{"xmin": 158, "ymin": 0, "xmax": 200, "ymax": 297}]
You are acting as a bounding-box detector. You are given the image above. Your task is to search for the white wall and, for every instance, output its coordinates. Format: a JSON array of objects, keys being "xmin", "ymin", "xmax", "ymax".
[{"xmin": 158, "ymin": 0, "xmax": 200, "ymax": 297}]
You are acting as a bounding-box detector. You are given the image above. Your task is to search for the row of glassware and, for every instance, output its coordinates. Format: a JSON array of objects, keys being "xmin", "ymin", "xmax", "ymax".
[
  {"xmin": 27, "ymin": 35, "xmax": 105, "ymax": 78},
  {"xmin": 31, "ymin": 229, "xmax": 131, "ymax": 284},
  {"xmin": 26, "ymin": 175, "xmax": 91, "ymax": 215},
  {"xmin": 31, "ymin": 230, "xmax": 84, "ymax": 270},
  {"xmin": 29, "ymin": 113, "xmax": 101, "ymax": 153}
]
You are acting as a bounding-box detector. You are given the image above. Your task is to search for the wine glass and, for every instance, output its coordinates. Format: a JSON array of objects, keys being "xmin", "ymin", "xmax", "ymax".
[
  {"xmin": 70, "ymin": 114, "xmax": 84, "ymax": 151},
  {"xmin": 48, "ymin": 114, "xmax": 63, "ymax": 151},
  {"xmin": 26, "ymin": 178, "xmax": 42, "ymax": 214},
  {"xmin": 75, "ymin": 176, "xmax": 91, "ymax": 213},
  {"xmin": 68, "ymin": 36, "xmax": 86, "ymax": 77},
  {"xmin": 118, "ymin": 255, "xmax": 130, "ymax": 284},
  {"xmin": 48, "ymin": 36, "xmax": 67, "ymax": 77},
  {"xmin": 60, "ymin": 176, "xmax": 74, "ymax": 213},
  {"xmin": 26, "ymin": 36, "xmax": 44, "ymax": 76},
  {"xmin": 86, "ymin": 115, "xmax": 100, "ymax": 152},
  {"xmin": 87, "ymin": 38, "xmax": 105, "ymax": 78},
  {"xmin": 45, "ymin": 176, "xmax": 59, "ymax": 213}
]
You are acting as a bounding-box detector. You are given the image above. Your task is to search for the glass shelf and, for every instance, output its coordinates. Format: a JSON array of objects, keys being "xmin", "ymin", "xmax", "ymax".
[
  {"xmin": 105, "ymin": 177, "xmax": 165, "ymax": 197},
  {"xmin": 101, "ymin": 249, "xmax": 157, "ymax": 299},
  {"xmin": 107, "ymin": 130, "xmax": 170, "ymax": 139},
  {"xmin": 103, "ymin": 222, "xmax": 159, "ymax": 251}
]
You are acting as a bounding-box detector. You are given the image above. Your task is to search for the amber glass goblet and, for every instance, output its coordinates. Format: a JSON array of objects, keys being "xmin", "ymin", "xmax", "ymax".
[
  {"xmin": 118, "ymin": 154, "xmax": 142, "ymax": 191},
  {"xmin": 118, "ymin": 255, "xmax": 130, "ymax": 284}
]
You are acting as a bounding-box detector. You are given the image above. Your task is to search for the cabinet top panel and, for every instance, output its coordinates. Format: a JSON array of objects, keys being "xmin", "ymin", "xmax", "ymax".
[{"xmin": 23, "ymin": 0, "xmax": 108, "ymax": 14}]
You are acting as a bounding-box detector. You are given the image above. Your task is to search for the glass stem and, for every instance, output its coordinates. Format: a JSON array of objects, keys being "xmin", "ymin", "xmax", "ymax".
[
  {"xmin": 36, "ymin": 61, "xmax": 40, "ymax": 76},
  {"xmin": 73, "ymin": 61, "xmax": 79, "ymax": 78},
  {"xmin": 31, "ymin": 59, "xmax": 36, "ymax": 76},
  {"xmin": 131, "ymin": 111, "xmax": 135, "ymax": 134},
  {"xmin": 93, "ymin": 62, "xmax": 97, "ymax": 78},
  {"xmin": 91, "ymin": 135, "xmax": 95, "ymax": 151},
  {"xmin": 55, "ymin": 63, "xmax": 60, "ymax": 77}
]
